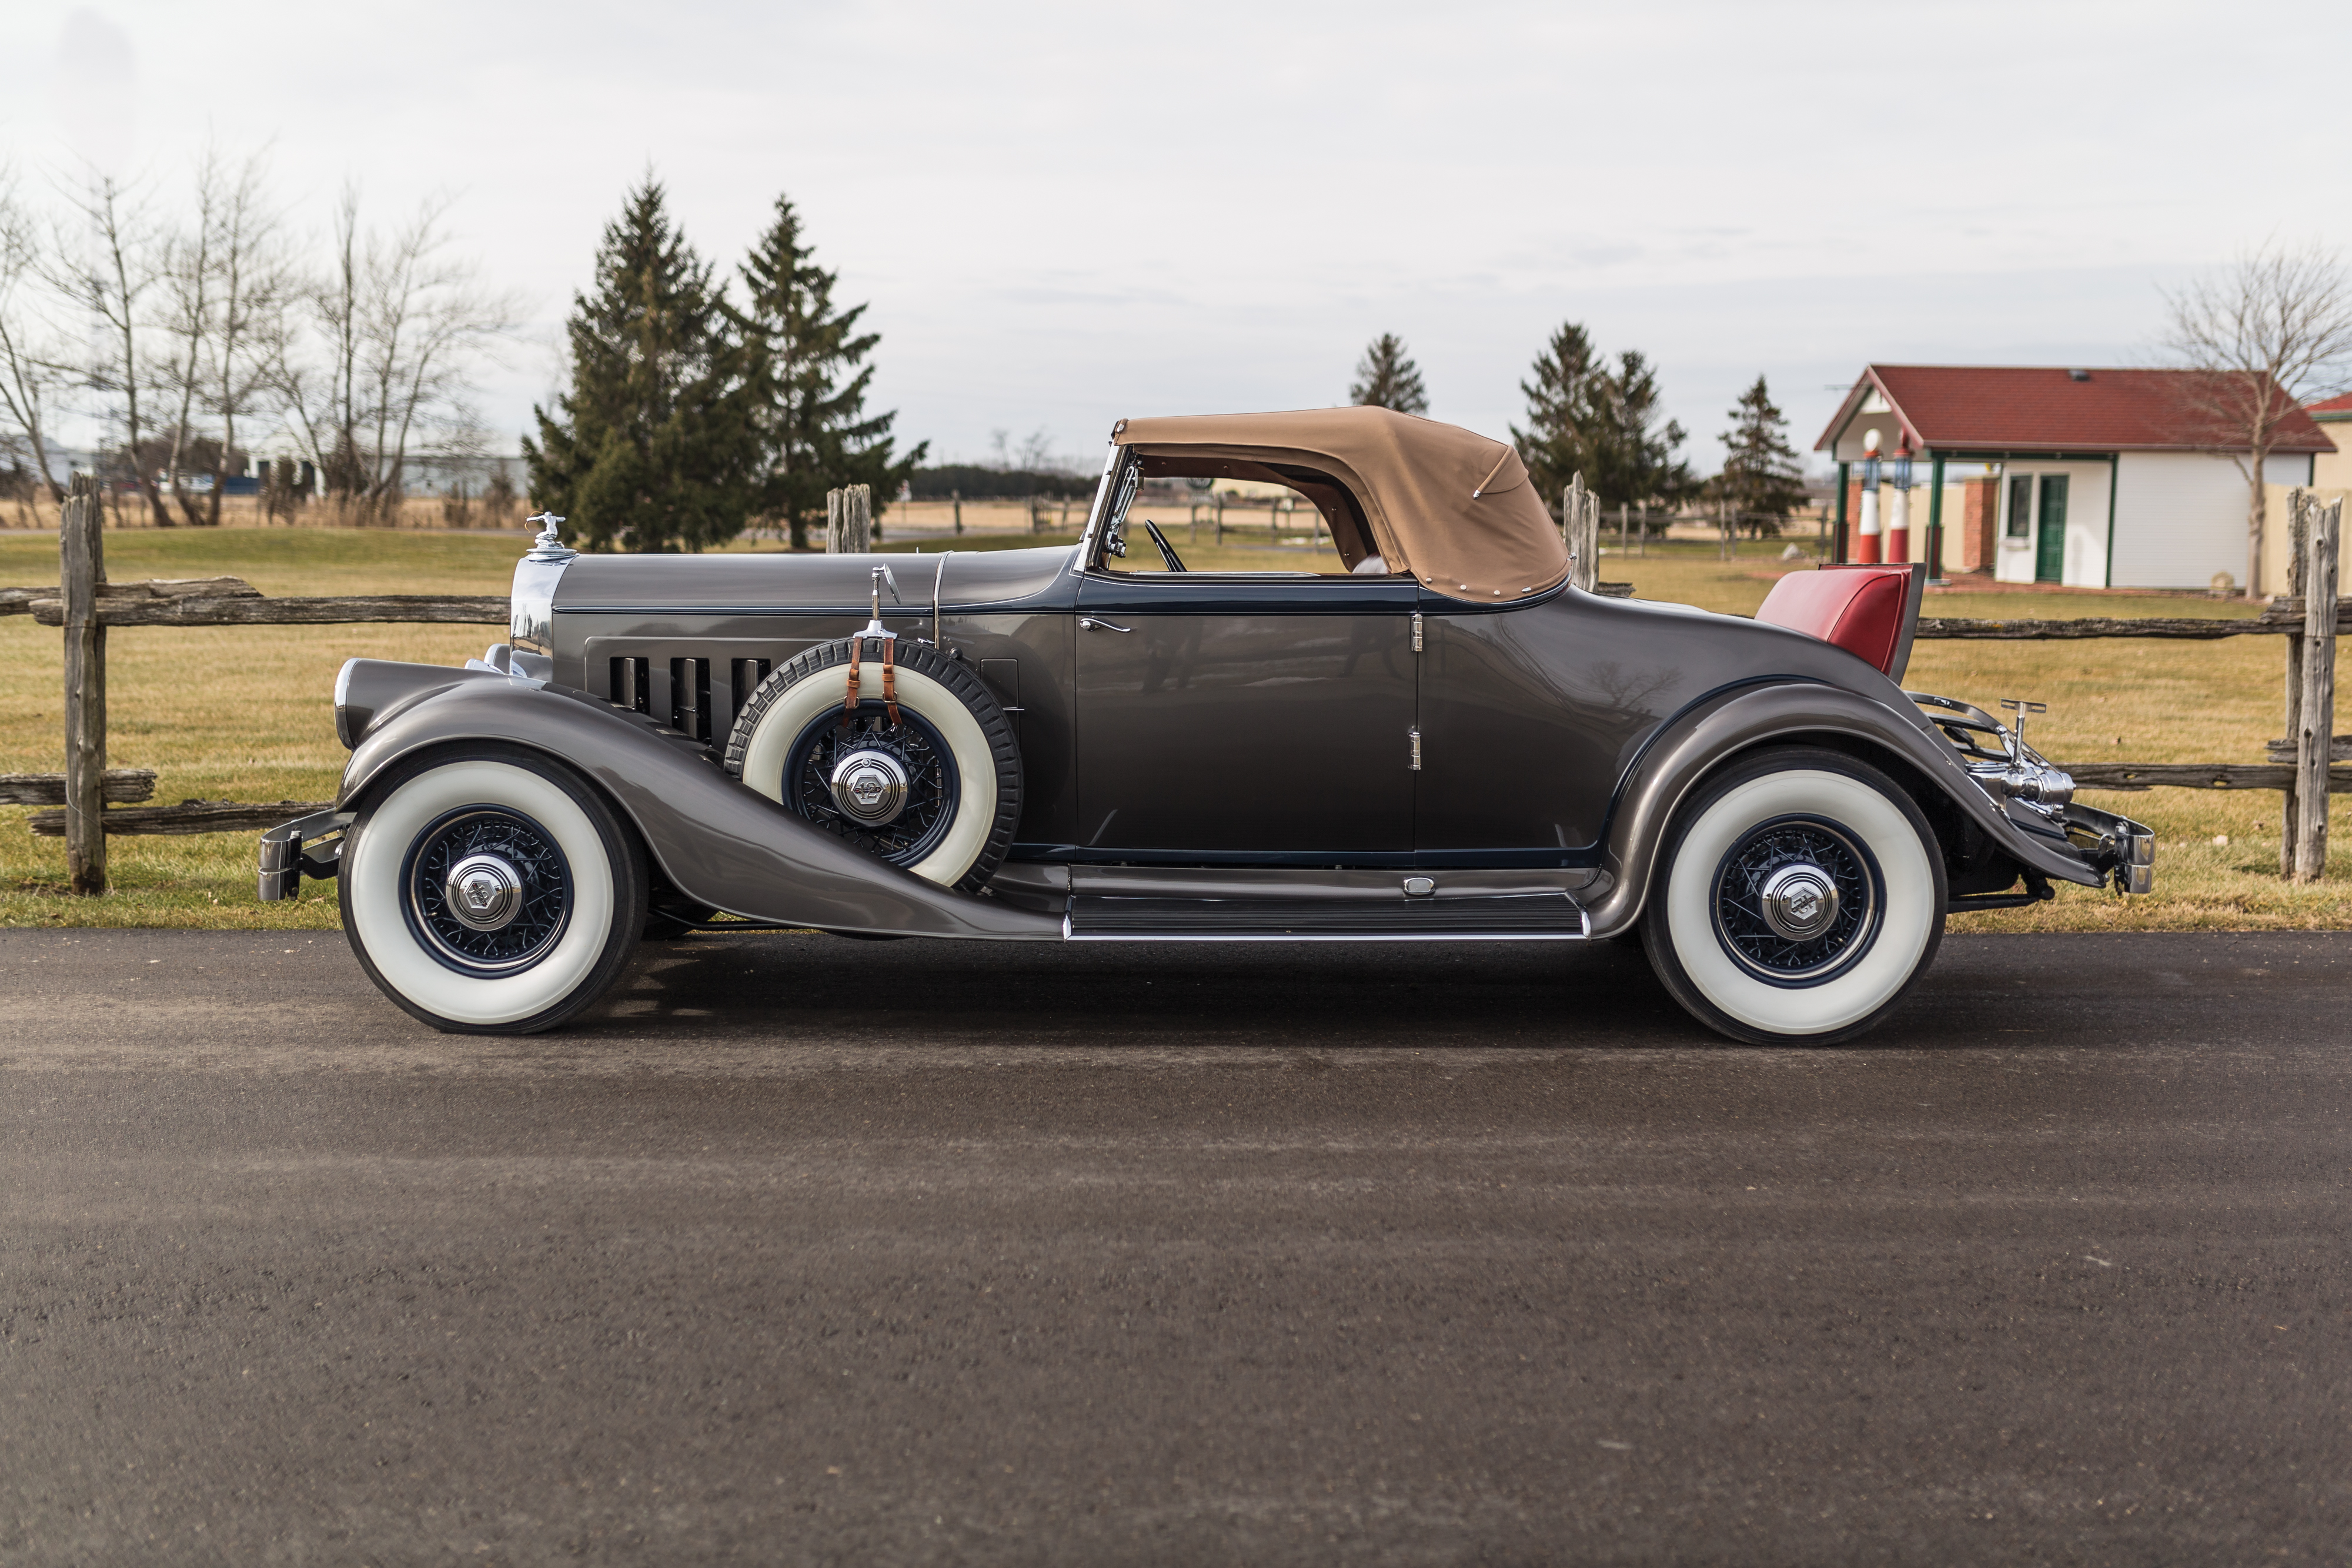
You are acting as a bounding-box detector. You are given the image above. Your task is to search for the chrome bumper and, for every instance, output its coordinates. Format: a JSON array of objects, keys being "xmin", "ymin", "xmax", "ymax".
[
  {"xmin": 258, "ymin": 808, "xmax": 354, "ymax": 901},
  {"xmin": 2063, "ymin": 802, "xmax": 2156, "ymax": 895}
]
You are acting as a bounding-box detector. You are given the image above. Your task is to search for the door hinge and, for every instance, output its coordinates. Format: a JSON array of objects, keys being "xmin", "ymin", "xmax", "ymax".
[
  {"xmin": 1409, "ymin": 727, "xmax": 1422, "ymax": 771},
  {"xmin": 1411, "ymin": 611, "xmax": 1424, "ymax": 653}
]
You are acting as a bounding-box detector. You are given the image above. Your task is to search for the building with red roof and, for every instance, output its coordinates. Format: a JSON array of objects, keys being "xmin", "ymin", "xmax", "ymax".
[{"xmin": 1815, "ymin": 366, "xmax": 2334, "ymax": 590}]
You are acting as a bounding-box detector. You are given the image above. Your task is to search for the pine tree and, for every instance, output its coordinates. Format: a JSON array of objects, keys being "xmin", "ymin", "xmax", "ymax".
[
  {"xmin": 1511, "ymin": 321, "xmax": 1603, "ymax": 511},
  {"xmin": 1512, "ymin": 326, "xmax": 1695, "ymax": 524},
  {"xmin": 524, "ymin": 179, "xmax": 758, "ymax": 553},
  {"xmin": 1716, "ymin": 374, "xmax": 1806, "ymax": 537},
  {"xmin": 1349, "ymin": 333, "xmax": 1429, "ymax": 414},
  {"xmin": 1591, "ymin": 349, "xmax": 1695, "ymax": 513},
  {"xmin": 740, "ymin": 195, "xmax": 924, "ymax": 550}
]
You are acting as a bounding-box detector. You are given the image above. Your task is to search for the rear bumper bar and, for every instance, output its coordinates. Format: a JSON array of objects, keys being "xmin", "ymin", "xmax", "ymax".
[{"xmin": 258, "ymin": 808, "xmax": 354, "ymax": 901}]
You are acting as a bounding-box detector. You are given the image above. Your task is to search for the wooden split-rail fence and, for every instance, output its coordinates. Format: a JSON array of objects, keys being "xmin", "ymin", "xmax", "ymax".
[{"xmin": 4, "ymin": 474, "xmax": 2344, "ymax": 896}]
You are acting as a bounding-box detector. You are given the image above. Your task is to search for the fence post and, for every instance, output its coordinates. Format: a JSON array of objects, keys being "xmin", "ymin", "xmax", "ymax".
[
  {"xmin": 61, "ymin": 472, "xmax": 106, "ymax": 896},
  {"xmin": 846, "ymin": 484, "xmax": 871, "ymax": 552},
  {"xmin": 824, "ymin": 488, "xmax": 842, "ymax": 553},
  {"xmin": 1563, "ymin": 475, "xmax": 1587, "ymax": 589},
  {"xmin": 1582, "ymin": 486, "xmax": 1599, "ymax": 590},
  {"xmin": 1562, "ymin": 476, "xmax": 1598, "ymax": 591},
  {"xmin": 2293, "ymin": 498, "xmax": 2340, "ymax": 882},
  {"xmin": 2282, "ymin": 489, "xmax": 2310, "ymax": 877},
  {"xmin": 951, "ymin": 490, "xmax": 963, "ymax": 535}
]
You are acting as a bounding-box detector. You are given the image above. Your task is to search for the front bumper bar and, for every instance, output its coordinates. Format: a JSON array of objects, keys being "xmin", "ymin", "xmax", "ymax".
[
  {"xmin": 258, "ymin": 808, "xmax": 354, "ymax": 901},
  {"xmin": 2063, "ymin": 801, "xmax": 2157, "ymax": 895}
]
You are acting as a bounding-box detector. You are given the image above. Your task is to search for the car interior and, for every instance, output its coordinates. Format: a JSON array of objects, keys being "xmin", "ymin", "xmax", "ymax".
[{"xmin": 1094, "ymin": 455, "xmax": 1399, "ymax": 577}]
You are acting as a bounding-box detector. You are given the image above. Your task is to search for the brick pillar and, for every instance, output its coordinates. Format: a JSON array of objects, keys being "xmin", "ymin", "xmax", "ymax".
[{"xmin": 1958, "ymin": 478, "xmax": 1997, "ymax": 573}]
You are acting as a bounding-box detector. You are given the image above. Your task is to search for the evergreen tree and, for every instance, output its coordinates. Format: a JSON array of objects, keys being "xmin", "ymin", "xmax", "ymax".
[
  {"xmin": 1349, "ymin": 333, "xmax": 1429, "ymax": 414},
  {"xmin": 525, "ymin": 178, "xmax": 758, "ymax": 553},
  {"xmin": 1511, "ymin": 321, "xmax": 1603, "ymax": 511},
  {"xmin": 740, "ymin": 194, "xmax": 924, "ymax": 550},
  {"xmin": 1512, "ymin": 326, "xmax": 1694, "ymax": 524},
  {"xmin": 1716, "ymin": 373, "xmax": 1806, "ymax": 537},
  {"xmin": 1590, "ymin": 349, "xmax": 1695, "ymax": 513}
]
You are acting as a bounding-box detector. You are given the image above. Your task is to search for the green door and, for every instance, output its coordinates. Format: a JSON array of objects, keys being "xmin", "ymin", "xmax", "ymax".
[{"xmin": 2035, "ymin": 474, "xmax": 2069, "ymax": 583}]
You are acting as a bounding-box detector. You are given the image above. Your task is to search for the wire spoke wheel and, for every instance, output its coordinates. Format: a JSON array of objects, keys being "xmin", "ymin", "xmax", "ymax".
[
  {"xmin": 1709, "ymin": 815, "xmax": 1880, "ymax": 985},
  {"xmin": 782, "ymin": 704, "xmax": 960, "ymax": 867},
  {"xmin": 1642, "ymin": 750, "xmax": 1946, "ymax": 1045},
  {"xmin": 402, "ymin": 806, "xmax": 573, "ymax": 975}
]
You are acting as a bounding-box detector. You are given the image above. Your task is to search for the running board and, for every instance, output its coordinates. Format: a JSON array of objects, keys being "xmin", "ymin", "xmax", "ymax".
[{"xmin": 1064, "ymin": 892, "xmax": 1589, "ymax": 941}]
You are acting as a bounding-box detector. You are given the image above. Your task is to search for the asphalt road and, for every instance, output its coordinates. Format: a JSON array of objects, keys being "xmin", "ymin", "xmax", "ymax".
[{"xmin": 4, "ymin": 927, "xmax": 2349, "ymax": 1566}]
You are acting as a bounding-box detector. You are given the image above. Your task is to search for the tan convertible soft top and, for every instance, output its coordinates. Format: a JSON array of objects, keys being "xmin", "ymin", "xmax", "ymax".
[{"xmin": 1115, "ymin": 407, "xmax": 1569, "ymax": 602}]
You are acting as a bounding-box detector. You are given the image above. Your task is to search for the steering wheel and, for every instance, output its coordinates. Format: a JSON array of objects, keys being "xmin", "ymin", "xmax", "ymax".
[{"xmin": 1143, "ymin": 519, "xmax": 1187, "ymax": 573}]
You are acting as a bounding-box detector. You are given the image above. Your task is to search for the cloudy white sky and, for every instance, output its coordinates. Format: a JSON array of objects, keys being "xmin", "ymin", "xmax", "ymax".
[{"xmin": 8, "ymin": 0, "xmax": 2344, "ymax": 473}]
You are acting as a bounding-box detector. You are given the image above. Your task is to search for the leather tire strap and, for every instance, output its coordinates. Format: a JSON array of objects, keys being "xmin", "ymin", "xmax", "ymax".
[
  {"xmin": 840, "ymin": 640, "xmax": 863, "ymax": 730},
  {"xmin": 882, "ymin": 637, "xmax": 900, "ymax": 728}
]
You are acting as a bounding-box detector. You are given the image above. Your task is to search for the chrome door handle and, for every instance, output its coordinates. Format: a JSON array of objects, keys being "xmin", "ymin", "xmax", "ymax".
[{"xmin": 1078, "ymin": 617, "xmax": 1132, "ymax": 633}]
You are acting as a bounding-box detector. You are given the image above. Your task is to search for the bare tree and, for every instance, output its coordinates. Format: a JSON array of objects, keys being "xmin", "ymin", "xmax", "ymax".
[
  {"xmin": 2161, "ymin": 240, "xmax": 2352, "ymax": 597},
  {"xmin": 0, "ymin": 165, "xmax": 69, "ymax": 504},
  {"xmin": 279, "ymin": 188, "xmax": 517, "ymax": 523},
  {"xmin": 201, "ymin": 153, "xmax": 290, "ymax": 527},
  {"xmin": 155, "ymin": 149, "xmax": 223, "ymax": 526},
  {"xmin": 48, "ymin": 167, "xmax": 172, "ymax": 526}
]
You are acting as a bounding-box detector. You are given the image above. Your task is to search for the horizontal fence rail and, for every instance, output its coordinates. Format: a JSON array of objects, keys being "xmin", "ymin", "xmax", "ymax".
[
  {"xmin": 0, "ymin": 768, "xmax": 156, "ymax": 805},
  {"xmin": 24, "ymin": 593, "xmax": 509, "ymax": 627},
  {"xmin": 28, "ymin": 799, "xmax": 337, "ymax": 837},
  {"xmin": 2060, "ymin": 763, "xmax": 2349, "ymax": 793}
]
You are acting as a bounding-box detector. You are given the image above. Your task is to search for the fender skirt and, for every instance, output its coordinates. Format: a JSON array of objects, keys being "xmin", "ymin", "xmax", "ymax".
[
  {"xmin": 337, "ymin": 663, "xmax": 1060, "ymax": 940},
  {"xmin": 1584, "ymin": 679, "xmax": 2106, "ymax": 938}
]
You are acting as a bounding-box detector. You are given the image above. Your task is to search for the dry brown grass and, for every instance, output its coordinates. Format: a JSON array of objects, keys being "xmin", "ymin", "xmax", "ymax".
[{"xmin": 1, "ymin": 530, "xmax": 2343, "ymax": 931}]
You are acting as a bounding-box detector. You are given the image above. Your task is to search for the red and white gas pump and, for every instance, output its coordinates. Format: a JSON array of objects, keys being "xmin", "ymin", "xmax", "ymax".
[{"xmin": 1855, "ymin": 430, "xmax": 1882, "ymax": 564}]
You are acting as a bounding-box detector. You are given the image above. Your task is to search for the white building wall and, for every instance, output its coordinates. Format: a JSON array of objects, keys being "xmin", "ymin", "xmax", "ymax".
[
  {"xmin": 2110, "ymin": 452, "xmax": 2280, "ymax": 591},
  {"xmin": 1992, "ymin": 460, "xmax": 2112, "ymax": 587}
]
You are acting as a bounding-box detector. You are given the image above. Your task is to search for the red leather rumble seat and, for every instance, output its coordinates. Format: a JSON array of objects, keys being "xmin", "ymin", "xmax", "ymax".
[{"xmin": 1753, "ymin": 563, "xmax": 1926, "ymax": 681}]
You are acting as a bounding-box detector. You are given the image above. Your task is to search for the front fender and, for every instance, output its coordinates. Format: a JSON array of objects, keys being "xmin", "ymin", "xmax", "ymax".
[
  {"xmin": 338, "ymin": 663, "xmax": 1061, "ymax": 940},
  {"xmin": 1584, "ymin": 678, "xmax": 2103, "ymax": 938}
]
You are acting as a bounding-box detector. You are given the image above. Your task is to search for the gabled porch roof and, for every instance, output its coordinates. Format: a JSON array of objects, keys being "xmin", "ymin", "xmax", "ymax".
[{"xmin": 1816, "ymin": 365, "xmax": 2336, "ymax": 459}]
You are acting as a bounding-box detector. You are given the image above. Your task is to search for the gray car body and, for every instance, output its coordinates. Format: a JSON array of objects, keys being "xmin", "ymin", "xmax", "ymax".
[{"xmin": 330, "ymin": 536, "xmax": 2113, "ymax": 940}]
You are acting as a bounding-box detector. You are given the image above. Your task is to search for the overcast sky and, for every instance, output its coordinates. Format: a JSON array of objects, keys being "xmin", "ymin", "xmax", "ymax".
[{"xmin": 9, "ymin": 0, "xmax": 2344, "ymax": 473}]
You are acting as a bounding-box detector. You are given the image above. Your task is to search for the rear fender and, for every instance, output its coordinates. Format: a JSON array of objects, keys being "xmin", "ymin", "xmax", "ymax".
[
  {"xmin": 1585, "ymin": 678, "xmax": 2102, "ymax": 937},
  {"xmin": 338, "ymin": 662, "xmax": 1060, "ymax": 940}
]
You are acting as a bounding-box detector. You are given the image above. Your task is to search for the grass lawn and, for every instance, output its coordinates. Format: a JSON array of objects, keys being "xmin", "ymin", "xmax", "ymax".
[{"xmin": 1, "ymin": 528, "xmax": 2343, "ymax": 932}]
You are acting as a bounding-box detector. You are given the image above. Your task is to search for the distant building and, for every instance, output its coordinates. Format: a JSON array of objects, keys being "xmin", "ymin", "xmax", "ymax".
[
  {"xmin": 1816, "ymin": 366, "xmax": 2335, "ymax": 590},
  {"xmin": 2306, "ymin": 393, "xmax": 2352, "ymax": 489}
]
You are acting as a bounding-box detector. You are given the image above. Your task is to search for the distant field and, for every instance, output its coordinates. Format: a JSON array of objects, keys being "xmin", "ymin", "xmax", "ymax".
[{"xmin": 1, "ymin": 528, "xmax": 2341, "ymax": 931}]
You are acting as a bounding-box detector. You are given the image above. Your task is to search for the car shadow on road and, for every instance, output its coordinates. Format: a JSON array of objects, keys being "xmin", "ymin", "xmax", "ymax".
[
  {"xmin": 574, "ymin": 928, "xmax": 2352, "ymax": 1055},
  {"xmin": 586, "ymin": 930, "xmax": 1705, "ymax": 1050}
]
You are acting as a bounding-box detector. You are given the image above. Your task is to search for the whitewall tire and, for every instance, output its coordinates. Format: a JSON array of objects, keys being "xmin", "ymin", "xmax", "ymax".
[
  {"xmin": 725, "ymin": 638, "xmax": 1022, "ymax": 892},
  {"xmin": 1640, "ymin": 748, "xmax": 1946, "ymax": 1045},
  {"xmin": 340, "ymin": 748, "xmax": 646, "ymax": 1033}
]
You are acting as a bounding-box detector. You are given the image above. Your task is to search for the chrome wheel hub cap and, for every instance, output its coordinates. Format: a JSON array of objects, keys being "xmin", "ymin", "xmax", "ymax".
[
  {"xmin": 444, "ymin": 853, "xmax": 523, "ymax": 932},
  {"xmin": 1757, "ymin": 862, "xmax": 1839, "ymax": 942},
  {"xmin": 830, "ymin": 748, "xmax": 910, "ymax": 826}
]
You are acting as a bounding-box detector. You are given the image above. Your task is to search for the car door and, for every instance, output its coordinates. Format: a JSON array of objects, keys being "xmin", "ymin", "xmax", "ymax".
[
  {"xmin": 1412, "ymin": 596, "xmax": 1673, "ymax": 865},
  {"xmin": 1072, "ymin": 571, "xmax": 1419, "ymax": 858}
]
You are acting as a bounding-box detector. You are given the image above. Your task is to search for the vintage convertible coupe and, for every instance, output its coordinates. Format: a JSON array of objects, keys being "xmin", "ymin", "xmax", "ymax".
[{"xmin": 260, "ymin": 408, "xmax": 2153, "ymax": 1042}]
